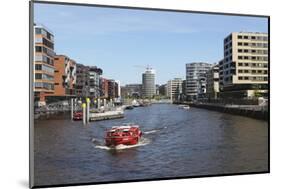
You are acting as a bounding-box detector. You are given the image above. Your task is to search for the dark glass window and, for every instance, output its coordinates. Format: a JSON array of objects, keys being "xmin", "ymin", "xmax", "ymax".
[
  {"xmin": 35, "ymin": 73, "xmax": 42, "ymax": 79},
  {"xmin": 35, "ymin": 46, "xmax": 42, "ymax": 52},
  {"xmin": 35, "ymin": 28, "xmax": 41, "ymax": 34}
]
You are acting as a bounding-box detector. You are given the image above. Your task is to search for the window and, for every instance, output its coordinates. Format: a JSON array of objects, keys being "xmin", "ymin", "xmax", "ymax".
[
  {"xmin": 35, "ymin": 64, "xmax": 42, "ymax": 70},
  {"xmin": 244, "ymin": 70, "xmax": 249, "ymax": 73},
  {"xmin": 35, "ymin": 73, "xmax": 42, "ymax": 79},
  {"xmin": 238, "ymin": 76, "xmax": 243, "ymax": 80},
  {"xmin": 244, "ymin": 42, "xmax": 249, "ymax": 46},
  {"xmin": 238, "ymin": 49, "xmax": 242, "ymax": 53},
  {"xmin": 244, "ymin": 77, "xmax": 249, "ymax": 80},
  {"xmin": 238, "ymin": 42, "xmax": 243, "ymax": 46},
  {"xmin": 244, "ymin": 56, "xmax": 249, "ymax": 60},
  {"xmin": 251, "ymin": 36, "xmax": 256, "ymax": 40},
  {"xmin": 264, "ymin": 77, "xmax": 268, "ymax": 81},
  {"xmin": 245, "ymin": 63, "xmax": 249, "ymax": 66},
  {"xmin": 35, "ymin": 28, "xmax": 41, "ymax": 34},
  {"xmin": 238, "ymin": 63, "xmax": 243, "ymax": 66},
  {"xmin": 252, "ymin": 70, "xmax": 257, "ymax": 73},
  {"xmin": 244, "ymin": 36, "xmax": 249, "ymax": 39},
  {"xmin": 238, "ymin": 56, "xmax": 243, "ymax": 60},
  {"xmin": 252, "ymin": 56, "xmax": 256, "ymax": 60},
  {"xmin": 35, "ymin": 46, "xmax": 42, "ymax": 52},
  {"xmin": 238, "ymin": 35, "xmax": 242, "ymax": 39},
  {"xmin": 252, "ymin": 50, "xmax": 256, "ymax": 53},
  {"xmin": 244, "ymin": 49, "xmax": 249, "ymax": 53},
  {"xmin": 238, "ymin": 70, "xmax": 243, "ymax": 73}
]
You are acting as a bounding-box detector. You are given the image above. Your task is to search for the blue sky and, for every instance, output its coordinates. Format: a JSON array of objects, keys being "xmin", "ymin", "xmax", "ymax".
[{"xmin": 34, "ymin": 3, "xmax": 268, "ymax": 85}]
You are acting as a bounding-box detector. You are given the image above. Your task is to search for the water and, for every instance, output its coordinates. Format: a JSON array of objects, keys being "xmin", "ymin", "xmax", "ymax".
[{"xmin": 33, "ymin": 104, "xmax": 268, "ymax": 186}]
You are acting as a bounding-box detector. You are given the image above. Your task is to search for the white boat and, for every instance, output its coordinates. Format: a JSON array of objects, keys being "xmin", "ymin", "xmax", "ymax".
[{"xmin": 183, "ymin": 105, "xmax": 190, "ymax": 110}]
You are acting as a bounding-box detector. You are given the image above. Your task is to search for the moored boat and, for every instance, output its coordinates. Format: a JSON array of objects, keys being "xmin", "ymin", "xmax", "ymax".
[
  {"xmin": 73, "ymin": 111, "xmax": 83, "ymax": 120},
  {"xmin": 105, "ymin": 124, "xmax": 142, "ymax": 147}
]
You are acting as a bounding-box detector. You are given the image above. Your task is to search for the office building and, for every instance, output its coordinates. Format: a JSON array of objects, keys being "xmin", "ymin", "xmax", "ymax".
[
  {"xmin": 220, "ymin": 32, "xmax": 268, "ymax": 98},
  {"xmin": 121, "ymin": 84, "xmax": 142, "ymax": 98},
  {"xmin": 142, "ymin": 68, "xmax": 156, "ymax": 98}
]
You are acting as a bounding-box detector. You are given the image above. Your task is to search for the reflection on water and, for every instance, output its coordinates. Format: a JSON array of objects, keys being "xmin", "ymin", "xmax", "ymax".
[{"xmin": 34, "ymin": 104, "xmax": 268, "ymax": 186}]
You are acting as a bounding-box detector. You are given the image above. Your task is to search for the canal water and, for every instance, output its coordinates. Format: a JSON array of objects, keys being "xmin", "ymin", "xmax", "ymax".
[{"xmin": 34, "ymin": 104, "xmax": 268, "ymax": 186}]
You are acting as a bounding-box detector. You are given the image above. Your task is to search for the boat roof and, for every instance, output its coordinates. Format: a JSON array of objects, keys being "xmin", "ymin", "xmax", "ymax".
[{"xmin": 109, "ymin": 125, "xmax": 139, "ymax": 132}]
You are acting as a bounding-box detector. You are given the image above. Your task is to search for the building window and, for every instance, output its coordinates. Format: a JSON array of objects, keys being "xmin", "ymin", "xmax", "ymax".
[
  {"xmin": 238, "ymin": 56, "xmax": 243, "ymax": 60},
  {"xmin": 244, "ymin": 36, "xmax": 249, "ymax": 39},
  {"xmin": 238, "ymin": 42, "xmax": 243, "ymax": 46},
  {"xmin": 35, "ymin": 28, "xmax": 41, "ymax": 34},
  {"xmin": 238, "ymin": 35, "xmax": 242, "ymax": 39},
  {"xmin": 35, "ymin": 64, "xmax": 42, "ymax": 70},
  {"xmin": 238, "ymin": 63, "xmax": 243, "ymax": 66},
  {"xmin": 238, "ymin": 49, "xmax": 242, "ymax": 53},
  {"xmin": 251, "ymin": 36, "xmax": 256, "ymax": 40},
  {"xmin": 35, "ymin": 46, "xmax": 42, "ymax": 52},
  {"xmin": 244, "ymin": 70, "xmax": 249, "ymax": 73},
  {"xmin": 244, "ymin": 77, "xmax": 249, "ymax": 80},
  {"xmin": 244, "ymin": 49, "xmax": 249, "ymax": 53},
  {"xmin": 245, "ymin": 63, "xmax": 249, "ymax": 66},
  {"xmin": 35, "ymin": 73, "xmax": 42, "ymax": 79},
  {"xmin": 238, "ymin": 70, "xmax": 243, "ymax": 73},
  {"xmin": 244, "ymin": 42, "xmax": 249, "ymax": 46},
  {"xmin": 238, "ymin": 76, "xmax": 243, "ymax": 80}
]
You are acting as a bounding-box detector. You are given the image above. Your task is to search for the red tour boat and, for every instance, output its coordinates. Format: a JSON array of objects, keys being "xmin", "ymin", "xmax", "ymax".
[
  {"xmin": 73, "ymin": 112, "xmax": 83, "ymax": 120},
  {"xmin": 105, "ymin": 124, "xmax": 142, "ymax": 146}
]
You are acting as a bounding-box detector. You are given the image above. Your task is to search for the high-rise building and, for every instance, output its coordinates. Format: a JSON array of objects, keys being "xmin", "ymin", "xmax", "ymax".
[
  {"xmin": 52, "ymin": 55, "xmax": 76, "ymax": 98},
  {"xmin": 206, "ymin": 64, "xmax": 219, "ymax": 99},
  {"xmin": 167, "ymin": 78, "xmax": 183, "ymax": 101},
  {"xmin": 185, "ymin": 62, "xmax": 212, "ymax": 101},
  {"xmin": 220, "ymin": 32, "xmax": 268, "ymax": 98},
  {"xmin": 142, "ymin": 68, "xmax": 156, "ymax": 98},
  {"xmin": 108, "ymin": 79, "xmax": 119, "ymax": 99},
  {"xmin": 34, "ymin": 24, "xmax": 55, "ymax": 105}
]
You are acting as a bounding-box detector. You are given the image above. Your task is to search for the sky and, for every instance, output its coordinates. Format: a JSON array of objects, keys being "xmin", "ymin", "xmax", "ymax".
[{"xmin": 34, "ymin": 3, "xmax": 268, "ymax": 85}]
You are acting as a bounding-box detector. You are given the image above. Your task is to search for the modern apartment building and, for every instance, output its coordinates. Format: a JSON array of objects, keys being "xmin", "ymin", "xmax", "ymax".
[
  {"xmin": 75, "ymin": 63, "xmax": 90, "ymax": 97},
  {"xmin": 89, "ymin": 66, "xmax": 103, "ymax": 98},
  {"xmin": 220, "ymin": 32, "xmax": 268, "ymax": 98},
  {"xmin": 101, "ymin": 77, "xmax": 109, "ymax": 99},
  {"xmin": 167, "ymin": 78, "xmax": 183, "ymax": 101},
  {"xmin": 51, "ymin": 55, "xmax": 76, "ymax": 99},
  {"xmin": 108, "ymin": 80, "xmax": 119, "ymax": 99},
  {"xmin": 34, "ymin": 24, "xmax": 55, "ymax": 105},
  {"xmin": 142, "ymin": 68, "xmax": 156, "ymax": 98},
  {"xmin": 206, "ymin": 64, "xmax": 220, "ymax": 99},
  {"xmin": 185, "ymin": 62, "xmax": 212, "ymax": 101}
]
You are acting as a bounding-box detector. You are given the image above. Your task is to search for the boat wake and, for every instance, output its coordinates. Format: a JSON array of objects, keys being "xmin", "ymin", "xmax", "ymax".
[
  {"xmin": 143, "ymin": 126, "xmax": 167, "ymax": 134},
  {"xmin": 93, "ymin": 137, "xmax": 150, "ymax": 151}
]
